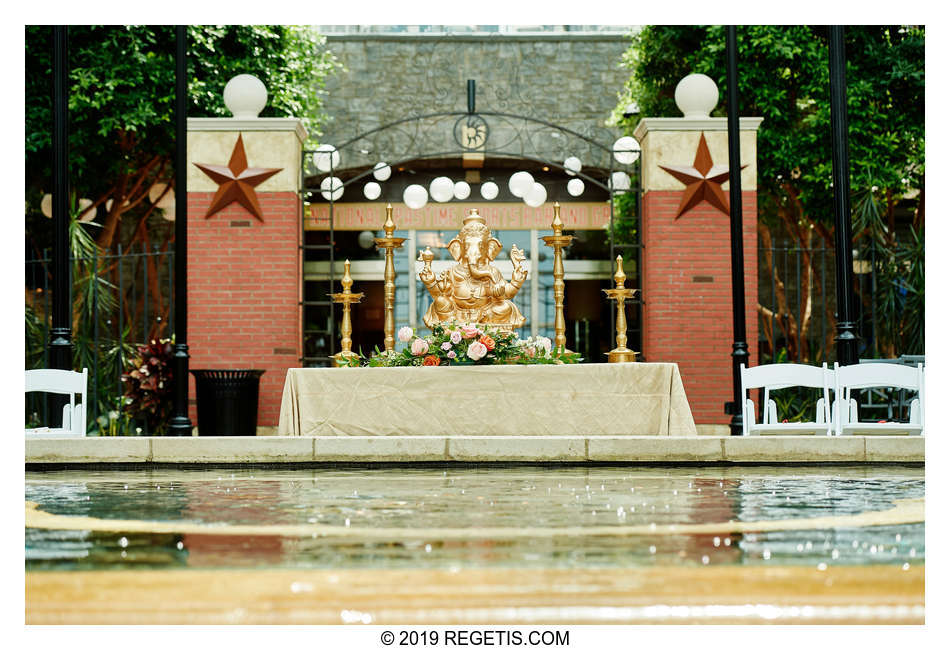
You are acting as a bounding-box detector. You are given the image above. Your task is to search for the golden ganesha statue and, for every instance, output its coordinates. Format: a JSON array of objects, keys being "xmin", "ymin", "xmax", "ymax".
[{"xmin": 419, "ymin": 208, "xmax": 527, "ymax": 330}]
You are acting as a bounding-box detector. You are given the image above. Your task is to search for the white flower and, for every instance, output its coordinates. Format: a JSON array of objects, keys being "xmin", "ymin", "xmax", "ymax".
[
  {"xmin": 466, "ymin": 341, "xmax": 488, "ymax": 361},
  {"xmin": 397, "ymin": 326, "xmax": 413, "ymax": 343},
  {"xmin": 537, "ymin": 336, "xmax": 553, "ymax": 355},
  {"xmin": 109, "ymin": 411, "xmax": 119, "ymax": 420}
]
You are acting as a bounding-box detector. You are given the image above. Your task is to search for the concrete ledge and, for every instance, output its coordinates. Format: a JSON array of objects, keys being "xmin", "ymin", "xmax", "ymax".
[
  {"xmin": 588, "ymin": 437, "xmax": 722, "ymax": 462},
  {"xmin": 25, "ymin": 436, "xmax": 925, "ymax": 465},
  {"xmin": 151, "ymin": 437, "xmax": 313, "ymax": 463},
  {"xmin": 448, "ymin": 437, "xmax": 585, "ymax": 462},
  {"xmin": 315, "ymin": 437, "xmax": 447, "ymax": 462}
]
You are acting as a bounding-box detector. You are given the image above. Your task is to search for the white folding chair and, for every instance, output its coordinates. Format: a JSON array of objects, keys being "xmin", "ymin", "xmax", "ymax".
[
  {"xmin": 740, "ymin": 363, "xmax": 833, "ymax": 435},
  {"xmin": 834, "ymin": 362, "xmax": 924, "ymax": 436},
  {"xmin": 25, "ymin": 368, "xmax": 88, "ymax": 438}
]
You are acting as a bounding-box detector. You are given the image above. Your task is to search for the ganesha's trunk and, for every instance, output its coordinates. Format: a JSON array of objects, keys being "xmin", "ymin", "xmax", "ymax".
[{"xmin": 468, "ymin": 262, "xmax": 494, "ymax": 281}]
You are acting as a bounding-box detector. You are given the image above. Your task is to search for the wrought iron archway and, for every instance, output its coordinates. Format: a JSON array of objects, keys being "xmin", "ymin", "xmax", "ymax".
[{"xmin": 299, "ymin": 103, "xmax": 642, "ymax": 366}]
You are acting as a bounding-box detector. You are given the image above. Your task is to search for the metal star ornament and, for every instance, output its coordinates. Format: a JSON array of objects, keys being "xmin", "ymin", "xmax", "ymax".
[
  {"xmin": 193, "ymin": 134, "xmax": 282, "ymax": 221},
  {"xmin": 658, "ymin": 133, "xmax": 745, "ymax": 219}
]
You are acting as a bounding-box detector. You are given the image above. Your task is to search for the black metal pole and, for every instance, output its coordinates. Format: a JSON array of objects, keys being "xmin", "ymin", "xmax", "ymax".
[
  {"xmin": 49, "ymin": 25, "xmax": 73, "ymax": 373},
  {"xmin": 828, "ymin": 26, "xmax": 860, "ymax": 366},
  {"xmin": 168, "ymin": 25, "xmax": 193, "ymax": 436},
  {"xmin": 725, "ymin": 26, "xmax": 748, "ymax": 435}
]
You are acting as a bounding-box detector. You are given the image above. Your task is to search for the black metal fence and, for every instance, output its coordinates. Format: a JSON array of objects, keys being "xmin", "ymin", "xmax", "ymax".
[{"xmin": 25, "ymin": 244, "xmax": 174, "ymax": 434}]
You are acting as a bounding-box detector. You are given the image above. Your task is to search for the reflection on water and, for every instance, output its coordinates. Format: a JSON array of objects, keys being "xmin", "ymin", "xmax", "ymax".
[{"xmin": 25, "ymin": 465, "xmax": 924, "ymax": 572}]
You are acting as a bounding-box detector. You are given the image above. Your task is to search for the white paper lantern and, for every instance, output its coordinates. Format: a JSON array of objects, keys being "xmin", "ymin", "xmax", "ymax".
[
  {"xmin": 223, "ymin": 74, "xmax": 267, "ymax": 118},
  {"xmin": 567, "ymin": 178, "xmax": 585, "ymax": 197},
  {"xmin": 149, "ymin": 182, "xmax": 174, "ymax": 209},
  {"xmin": 403, "ymin": 184, "xmax": 428, "ymax": 210},
  {"xmin": 480, "ymin": 181, "xmax": 499, "ymax": 200},
  {"xmin": 372, "ymin": 162, "xmax": 391, "ymax": 181},
  {"xmin": 610, "ymin": 172, "xmax": 632, "ymax": 192},
  {"xmin": 523, "ymin": 182, "xmax": 547, "ymax": 208},
  {"xmin": 358, "ymin": 230, "xmax": 376, "ymax": 249},
  {"xmin": 508, "ymin": 171, "xmax": 535, "ymax": 198},
  {"xmin": 314, "ymin": 144, "xmax": 341, "ymax": 173},
  {"xmin": 363, "ymin": 181, "xmax": 382, "ymax": 200},
  {"xmin": 453, "ymin": 181, "xmax": 471, "ymax": 200},
  {"xmin": 564, "ymin": 156, "xmax": 582, "ymax": 176},
  {"xmin": 40, "ymin": 193, "xmax": 52, "ymax": 218},
  {"xmin": 612, "ymin": 136, "xmax": 641, "ymax": 165},
  {"xmin": 429, "ymin": 176, "xmax": 454, "ymax": 203},
  {"xmin": 320, "ymin": 176, "xmax": 344, "ymax": 201},
  {"xmin": 160, "ymin": 204, "xmax": 176, "ymax": 222},
  {"xmin": 78, "ymin": 198, "xmax": 96, "ymax": 222}
]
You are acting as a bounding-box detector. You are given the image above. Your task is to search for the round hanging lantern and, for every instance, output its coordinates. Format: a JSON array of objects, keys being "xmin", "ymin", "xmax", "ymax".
[
  {"xmin": 453, "ymin": 181, "xmax": 471, "ymax": 200},
  {"xmin": 429, "ymin": 176, "xmax": 455, "ymax": 203},
  {"xmin": 363, "ymin": 181, "xmax": 382, "ymax": 200},
  {"xmin": 563, "ymin": 156, "xmax": 582, "ymax": 176},
  {"xmin": 314, "ymin": 144, "xmax": 341, "ymax": 173},
  {"xmin": 403, "ymin": 184, "xmax": 428, "ymax": 210},
  {"xmin": 523, "ymin": 182, "xmax": 547, "ymax": 208},
  {"xmin": 612, "ymin": 136, "xmax": 641, "ymax": 165},
  {"xmin": 609, "ymin": 171, "xmax": 632, "ymax": 192},
  {"xmin": 566, "ymin": 178, "xmax": 585, "ymax": 197},
  {"xmin": 320, "ymin": 176, "xmax": 344, "ymax": 201},
  {"xmin": 508, "ymin": 171, "xmax": 535, "ymax": 198},
  {"xmin": 480, "ymin": 181, "xmax": 499, "ymax": 200},
  {"xmin": 372, "ymin": 162, "xmax": 391, "ymax": 181}
]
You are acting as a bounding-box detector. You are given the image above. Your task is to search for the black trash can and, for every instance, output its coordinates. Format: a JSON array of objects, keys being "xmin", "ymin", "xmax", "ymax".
[{"xmin": 190, "ymin": 369, "xmax": 265, "ymax": 436}]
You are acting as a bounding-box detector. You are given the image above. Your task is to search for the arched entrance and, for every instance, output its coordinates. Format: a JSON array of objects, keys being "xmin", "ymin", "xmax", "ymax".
[{"xmin": 300, "ymin": 105, "xmax": 641, "ymax": 366}]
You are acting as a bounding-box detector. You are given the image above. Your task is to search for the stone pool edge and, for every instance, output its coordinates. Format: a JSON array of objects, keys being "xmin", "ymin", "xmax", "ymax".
[{"xmin": 25, "ymin": 435, "xmax": 924, "ymax": 465}]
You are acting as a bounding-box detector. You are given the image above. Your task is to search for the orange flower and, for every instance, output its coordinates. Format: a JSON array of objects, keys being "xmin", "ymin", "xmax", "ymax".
[
  {"xmin": 478, "ymin": 334, "xmax": 496, "ymax": 351},
  {"xmin": 422, "ymin": 355, "xmax": 441, "ymax": 366}
]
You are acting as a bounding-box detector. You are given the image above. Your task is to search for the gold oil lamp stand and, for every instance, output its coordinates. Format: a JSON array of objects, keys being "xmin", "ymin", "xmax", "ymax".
[
  {"xmin": 541, "ymin": 202, "xmax": 575, "ymax": 353},
  {"xmin": 603, "ymin": 255, "xmax": 639, "ymax": 363},
  {"xmin": 373, "ymin": 204, "xmax": 406, "ymax": 352},
  {"xmin": 330, "ymin": 259, "xmax": 364, "ymax": 366}
]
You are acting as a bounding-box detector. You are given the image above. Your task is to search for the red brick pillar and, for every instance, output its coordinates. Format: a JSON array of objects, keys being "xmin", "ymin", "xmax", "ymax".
[
  {"xmin": 634, "ymin": 117, "xmax": 762, "ymax": 427},
  {"xmin": 186, "ymin": 119, "xmax": 305, "ymax": 431}
]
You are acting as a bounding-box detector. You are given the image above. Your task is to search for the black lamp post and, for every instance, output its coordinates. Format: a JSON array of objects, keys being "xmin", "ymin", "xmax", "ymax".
[
  {"xmin": 725, "ymin": 25, "xmax": 749, "ymax": 435},
  {"xmin": 828, "ymin": 26, "xmax": 860, "ymax": 366},
  {"xmin": 49, "ymin": 25, "xmax": 73, "ymax": 373},
  {"xmin": 168, "ymin": 25, "xmax": 193, "ymax": 436}
]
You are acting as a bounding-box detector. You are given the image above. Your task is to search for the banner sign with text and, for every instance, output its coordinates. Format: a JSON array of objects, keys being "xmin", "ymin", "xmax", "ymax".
[{"xmin": 306, "ymin": 202, "xmax": 611, "ymax": 231}]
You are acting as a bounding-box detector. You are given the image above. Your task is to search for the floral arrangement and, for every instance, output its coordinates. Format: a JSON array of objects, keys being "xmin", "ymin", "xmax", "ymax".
[
  {"xmin": 121, "ymin": 337, "xmax": 174, "ymax": 434},
  {"xmin": 344, "ymin": 321, "xmax": 581, "ymax": 367}
]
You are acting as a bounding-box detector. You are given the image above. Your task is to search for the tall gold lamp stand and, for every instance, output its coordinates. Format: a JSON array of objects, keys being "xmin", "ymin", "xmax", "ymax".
[
  {"xmin": 603, "ymin": 255, "xmax": 639, "ymax": 363},
  {"xmin": 373, "ymin": 204, "xmax": 405, "ymax": 352},
  {"xmin": 331, "ymin": 259, "xmax": 364, "ymax": 366},
  {"xmin": 541, "ymin": 202, "xmax": 574, "ymax": 352}
]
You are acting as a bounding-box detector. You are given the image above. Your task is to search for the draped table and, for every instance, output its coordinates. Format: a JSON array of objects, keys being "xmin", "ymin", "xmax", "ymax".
[{"xmin": 277, "ymin": 363, "xmax": 697, "ymax": 437}]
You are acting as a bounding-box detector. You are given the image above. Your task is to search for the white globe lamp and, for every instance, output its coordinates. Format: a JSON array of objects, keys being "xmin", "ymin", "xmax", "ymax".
[
  {"xmin": 223, "ymin": 74, "xmax": 268, "ymax": 119},
  {"xmin": 429, "ymin": 176, "xmax": 455, "ymax": 203},
  {"xmin": 563, "ymin": 156, "xmax": 582, "ymax": 176},
  {"xmin": 480, "ymin": 181, "xmax": 499, "ymax": 200},
  {"xmin": 674, "ymin": 73, "xmax": 719, "ymax": 118},
  {"xmin": 314, "ymin": 144, "xmax": 341, "ymax": 173},
  {"xmin": 612, "ymin": 136, "xmax": 641, "ymax": 165},
  {"xmin": 523, "ymin": 182, "xmax": 547, "ymax": 208},
  {"xmin": 610, "ymin": 172, "xmax": 632, "ymax": 192},
  {"xmin": 320, "ymin": 176, "xmax": 344, "ymax": 201},
  {"xmin": 40, "ymin": 193, "xmax": 52, "ymax": 218},
  {"xmin": 363, "ymin": 181, "xmax": 382, "ymax": 200},
  {"xmin": 372, "ymin": 162, "xmax": 391, "ymax": 181},
  {"xmin": 566, "ymin": 178, "xmax": 585, "ymax": 197},
  {"xmin": 508, "ymin": 171, "xmax": 534, "ymax": 198},
  {"xmin": 403, "ymin": 184, "xmax": 428, "ymax": 210},
  {"xmin": 453, "ymin": 181, "xmax": 471, "ymax": 200}
]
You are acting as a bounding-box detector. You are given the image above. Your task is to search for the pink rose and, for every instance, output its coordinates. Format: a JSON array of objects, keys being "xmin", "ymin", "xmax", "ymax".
[
  {"xmin": 411, "ymin": 338, "xmax": 429, "ymax": 356},
  {"xmin": 441, "ymin": 341, "xmax": 452, "ymax": 351},
  {"xmin": 466, "ymin": 341, "xmax": 488, "ymax": 361},
  {"xmin": 460, "ymin": 324, "xmax": 479, "ymax": 339},
  {"xmin": 449, "ymin": 330, "xmax": 462, "ymax": 345},
  {"xmin": 397, "ymin": 326, "xmax": 413, "ymax": 343},
  {"xmin": 447, "ymin": 350, "xmax": 457, "ymax": 359}
]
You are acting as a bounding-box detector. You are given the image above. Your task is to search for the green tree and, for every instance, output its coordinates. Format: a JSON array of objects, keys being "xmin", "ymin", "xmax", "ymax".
[
  {"xmin": 25, "ymin": 25, "xmax": 338, "ymax": 252},
  {"xmin": 612, "ymin": 25, "xmax": 924, "ymax": 359}
]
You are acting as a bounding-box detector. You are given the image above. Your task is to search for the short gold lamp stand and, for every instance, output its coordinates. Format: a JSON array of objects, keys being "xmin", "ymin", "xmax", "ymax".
[
  {"xmin": 541, "ymin": 202, "xmax": 574, "ymax": 352},
  {"xmin": 373, "ymin": 204, "xmax": 405, "ymax": 352},
  {"xmin": 330, "ymin": 259, "xmax": 364, "ymax": 366},
  {"xmin": 603, "ymin": 255, "xmax": 639, "ymax": 363}
]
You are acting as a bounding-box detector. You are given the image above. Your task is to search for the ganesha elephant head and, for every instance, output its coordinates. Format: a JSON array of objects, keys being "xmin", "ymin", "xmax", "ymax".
[{"xmin": 447, "ymin": 217, "xmax": 502, "ymax": 280}]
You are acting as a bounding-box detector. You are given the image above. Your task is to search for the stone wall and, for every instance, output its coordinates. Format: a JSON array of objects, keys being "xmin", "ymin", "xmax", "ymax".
[{"xmin": 319, "ymin": 34, "xmax": 633, "ymax": 171}]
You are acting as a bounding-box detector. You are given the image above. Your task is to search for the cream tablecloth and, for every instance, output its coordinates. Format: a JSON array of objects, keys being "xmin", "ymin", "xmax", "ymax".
[{"xmin": 277, "ymin": 363, "xmax": 697, "ymax": 437}]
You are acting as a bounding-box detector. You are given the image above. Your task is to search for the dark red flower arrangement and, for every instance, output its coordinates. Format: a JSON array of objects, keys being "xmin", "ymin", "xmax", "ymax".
[{"xmin": 121, "ymin": 338, "xmax": 174, "ymax": 434}]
